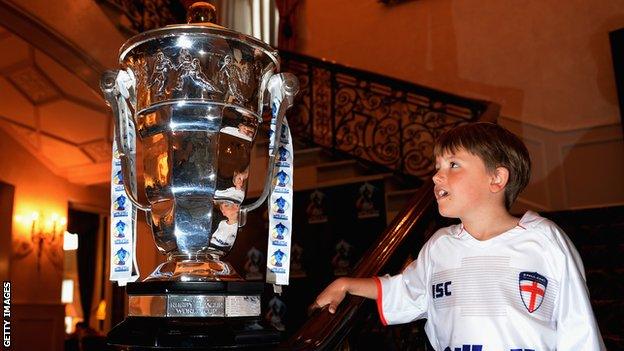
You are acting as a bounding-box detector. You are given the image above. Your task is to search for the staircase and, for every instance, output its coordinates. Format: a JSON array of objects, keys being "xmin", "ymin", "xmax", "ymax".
[
  {"xmin": 241, "ymin": 51, "xmax": 497, "ymax": 348},
  {"xmin": 241, "ymin": 132, "xmax": 424, "ymax": 338},
  {"xmin": 544, "ymin": 206, "xmax": 624, "ymax": 350},
  {"xmin": 268, "ymin": 52, "xmax": 623, "ymax": 351}
]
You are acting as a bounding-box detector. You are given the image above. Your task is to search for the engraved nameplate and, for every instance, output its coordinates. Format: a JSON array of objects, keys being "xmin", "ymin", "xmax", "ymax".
[
  {"xmin": 225, "ymin": 295, "xmax": 261, "ymax": 317},
  {"xmin": 167, "ymin": 295, "xmax": 226, "ymax": 317},
  {"xmin": 128, "ymin": 295, "xmax": 167, "ymax": 317},
  {"xmin": 127, "ymin": 294, "xmax": 261, "ymax": 317}
]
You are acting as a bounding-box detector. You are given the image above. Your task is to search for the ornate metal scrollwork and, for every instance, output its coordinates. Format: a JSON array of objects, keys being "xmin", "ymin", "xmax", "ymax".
[{"xmin": 281, "ymin": 51, "xmax": 496, "ymax": 180}]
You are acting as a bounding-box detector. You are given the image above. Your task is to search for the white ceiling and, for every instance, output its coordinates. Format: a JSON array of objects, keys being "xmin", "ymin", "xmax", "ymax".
[{"xmin": 0, "ymin": 24, "xmax": 113, "ymax": 185}]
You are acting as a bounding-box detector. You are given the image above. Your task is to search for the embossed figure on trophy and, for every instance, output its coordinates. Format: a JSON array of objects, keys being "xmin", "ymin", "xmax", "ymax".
[
  {"xmin": 218, "ymin": 55, "xmax": 251, "ymax": 104},
  {"xmin": 173, "ymin": 49, "xmax": 220, "ymax": 95},
  {"xmin": 133, "ymin": 59, "xmax": 149, "ymax": 101},
  {"xmin": 149, "ymin": 50, "xmax": 173, "ymax": 97}
]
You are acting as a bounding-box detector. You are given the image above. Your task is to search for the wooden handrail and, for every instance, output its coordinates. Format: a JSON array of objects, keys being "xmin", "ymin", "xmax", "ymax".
[{"xmin": 279, "ymin": 180, "xmax": 435, "ymax": 350}]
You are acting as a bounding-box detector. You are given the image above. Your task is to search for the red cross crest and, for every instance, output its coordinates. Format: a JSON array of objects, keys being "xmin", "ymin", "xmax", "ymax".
[{"xmin": 519, "ymin": 271, "xmax": 548, "ymax": 313}]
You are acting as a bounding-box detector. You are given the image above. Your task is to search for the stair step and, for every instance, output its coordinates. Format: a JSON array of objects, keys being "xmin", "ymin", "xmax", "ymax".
[
  {"xmin": 294, "ymin": 147, "xmax": 335, "ymax": 167},
  {"xmin": 298, "ymin": 173, "xmax": 392, "ymax": 192},
  {"xmin": 314, "ymin": 160, "xmax": 357, "ymax": 182},
  {"xmin": 253, "ymin": 142, "xmax": 333, "ymax": 167},
  {"xmin": 253, "ymin": 135, "xmax": 314, "ymax": 153}
]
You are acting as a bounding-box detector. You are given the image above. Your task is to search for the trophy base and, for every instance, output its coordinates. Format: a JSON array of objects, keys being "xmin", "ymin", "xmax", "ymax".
[
  {"xmin": 108, "ymin": 281, "xmax": 279, "ymax": 350},
  {"xmin": 107, "ymin": 316, "xmax": 281, "ymax": 350},
  {"xmin": 145, "ymin": 255, "xmax": 242, "ymax": 282},
  {"xmin": 127, "ymin": 281, "xmax": 263, "ymax": 317}
]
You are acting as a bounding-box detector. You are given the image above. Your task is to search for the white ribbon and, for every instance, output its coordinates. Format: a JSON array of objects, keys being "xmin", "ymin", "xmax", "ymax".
[
  {"xmin": 109, "ymin": 71, "xmax": 140, "ymax": 286},
  {"xmin": 266, "ymin": 108, "xmax": 294, "ymax": 288}
]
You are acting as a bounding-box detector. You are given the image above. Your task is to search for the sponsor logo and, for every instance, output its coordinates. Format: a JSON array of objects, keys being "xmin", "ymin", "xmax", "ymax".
[{"xmin": 432, "ymin": 281, "xmax": 452, "ymax": 299}]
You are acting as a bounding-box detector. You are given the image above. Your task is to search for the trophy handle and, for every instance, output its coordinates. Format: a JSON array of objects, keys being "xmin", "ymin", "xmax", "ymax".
[
  {"xmin": 101, "ymin": 70, "xmax": 152, "ymax": 212},
  {"xmin": 239, "ymin": 72, "xmax": 299, "ymax": 225}
]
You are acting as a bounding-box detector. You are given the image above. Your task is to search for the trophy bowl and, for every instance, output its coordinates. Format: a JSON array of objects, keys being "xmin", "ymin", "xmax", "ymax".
[
  {"xmin": 101, "ymin": 5, "xmax": 298, "ymax": 348},
  {"xmin": 101, "ymin": 3, "xmax": 298, "ymax": 284}
]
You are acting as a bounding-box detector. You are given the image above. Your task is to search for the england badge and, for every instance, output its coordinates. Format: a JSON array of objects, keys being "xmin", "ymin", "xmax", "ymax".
[{"xmin": 519, "ymin": 271, "xmax": 548, "ymax": 313}]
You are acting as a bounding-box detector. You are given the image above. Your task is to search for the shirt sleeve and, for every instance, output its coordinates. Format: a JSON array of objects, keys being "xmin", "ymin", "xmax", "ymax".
[
  {"xmin": 553, "ymin": 227, "xmax": 606, "ymax": 350},
  {"xmin": 375, "ymin": 240, "xmax": 430, "ymax": 325}
]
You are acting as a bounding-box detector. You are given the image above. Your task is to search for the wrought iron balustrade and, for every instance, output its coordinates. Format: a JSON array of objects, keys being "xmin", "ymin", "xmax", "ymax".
[{"xmin": 280, "ymin": 51, "xmax": 499, "ymax": 180}]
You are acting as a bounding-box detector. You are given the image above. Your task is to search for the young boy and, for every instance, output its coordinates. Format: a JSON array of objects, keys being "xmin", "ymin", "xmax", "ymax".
[
  {"xmin": 313, "ymin": 123, "xmax": 605, "ymax": 350},
  {"xmin": 210, "ymin": 200, "xmax": 240, "ymax": 250}
]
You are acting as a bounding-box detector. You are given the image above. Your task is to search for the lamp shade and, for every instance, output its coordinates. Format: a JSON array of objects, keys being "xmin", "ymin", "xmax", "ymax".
[
  {"xmin": 61, "ymin": 279, "xmax": 74, "ymax": 303},
  {"xmin": 63, "ymin": 231, "xmax": 79, "ymax": 251},
  {"xmin": 96, "ymin": 300, "xmax": 107, "ymax": 321}
]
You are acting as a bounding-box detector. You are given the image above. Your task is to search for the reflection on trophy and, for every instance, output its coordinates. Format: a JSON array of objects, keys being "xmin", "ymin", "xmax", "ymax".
[{"xmin": 100, "ymin": 2, "xmax": 298, "ymax": 349}]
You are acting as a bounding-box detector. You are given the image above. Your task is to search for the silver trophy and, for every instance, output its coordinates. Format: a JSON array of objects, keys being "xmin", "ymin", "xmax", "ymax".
[{"xmin": 100, "ymin": 4, "xmax": 298, "ymax": 342}]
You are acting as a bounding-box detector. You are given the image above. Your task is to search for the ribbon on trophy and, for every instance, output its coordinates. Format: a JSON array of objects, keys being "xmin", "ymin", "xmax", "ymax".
[
  {"xmin": 266, "ymin": 100, "xmax": 294, "ymax": 290},
  {"xmin": 109, "ymin": 71, "xmax": 140, "ymax": 286}
]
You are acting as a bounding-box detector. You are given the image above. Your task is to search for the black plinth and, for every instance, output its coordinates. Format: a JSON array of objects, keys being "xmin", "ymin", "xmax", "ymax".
[
  {"xmin": 107, "ymin": 281, "xmax": 281, "ymax": 350},
  {"xmin": 108, "ymin": 316, "xmax": 281, "ymax": 350}
]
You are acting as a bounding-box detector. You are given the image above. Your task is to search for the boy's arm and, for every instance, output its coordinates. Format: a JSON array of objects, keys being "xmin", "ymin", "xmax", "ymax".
[
  {"xmin": 313, "ymin": 231, "xmax": 439, "ymax": 323},
  {"xmin": 554, "ymin": 231, "xmax": 606, "ymax": 350},
  {"xmin": 313, "ymin": 277, "xmax": 377, "ymax": 313}
]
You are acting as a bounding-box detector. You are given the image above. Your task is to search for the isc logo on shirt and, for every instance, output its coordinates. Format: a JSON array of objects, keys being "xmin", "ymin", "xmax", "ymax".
[{"xmin": 432, "ymin": 281, "xmax": 452, "ymax": 299}]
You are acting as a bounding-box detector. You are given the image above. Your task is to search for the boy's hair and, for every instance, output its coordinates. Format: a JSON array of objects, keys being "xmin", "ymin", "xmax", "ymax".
[
  {"xmin": 214, "ymin": 199, "xmax": 237, "ymax": 207},
  {"xmin": 433, "ymin": 122, "xmax": 531, "ymax": 210},
  {"xmin": 234, "ymin": 168, "xmax": 249, "ymax": 176}
]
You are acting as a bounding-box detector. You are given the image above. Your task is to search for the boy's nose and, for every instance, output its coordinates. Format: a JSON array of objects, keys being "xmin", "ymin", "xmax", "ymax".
[{"xmin": 432, "ymin": 170, "xmax": 443, "ymax": 184}]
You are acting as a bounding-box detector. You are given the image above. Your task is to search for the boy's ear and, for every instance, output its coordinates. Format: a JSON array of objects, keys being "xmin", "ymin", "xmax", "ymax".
[{"xmin": 489, "ymin": 166, "xmax": 509, "ymax": 193}]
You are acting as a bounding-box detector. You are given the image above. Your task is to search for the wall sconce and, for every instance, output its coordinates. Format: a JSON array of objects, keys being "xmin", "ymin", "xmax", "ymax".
[{"xmin": 14, "ymin": 211, "xmax": 66, "ymax": 271}]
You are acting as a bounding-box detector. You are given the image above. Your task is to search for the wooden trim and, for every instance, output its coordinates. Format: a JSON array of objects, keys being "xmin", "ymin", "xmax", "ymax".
[
  {"xmin": 69, "ymin": 201, "xmax": 109, "ymax": 215},
  {"xmin": 0, "ymin": 0, "xmax": 105, "ymax": 94}
]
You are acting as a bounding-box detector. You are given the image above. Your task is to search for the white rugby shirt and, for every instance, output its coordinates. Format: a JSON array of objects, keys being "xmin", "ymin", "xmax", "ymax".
[{"xmin": 374, "ymin": 211, "xmax": 605, "ymax": 351}]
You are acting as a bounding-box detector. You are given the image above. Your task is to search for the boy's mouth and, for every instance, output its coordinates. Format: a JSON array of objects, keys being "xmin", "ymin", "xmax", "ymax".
[{"xmin": 434, "ymin": 187, "xmax": 449, "ymax": 200}]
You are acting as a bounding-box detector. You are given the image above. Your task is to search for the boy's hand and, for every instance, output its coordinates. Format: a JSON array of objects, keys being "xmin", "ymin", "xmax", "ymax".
[{"xmin": 311, "ymin": 278, "xmax": 347, "ymax": 314}]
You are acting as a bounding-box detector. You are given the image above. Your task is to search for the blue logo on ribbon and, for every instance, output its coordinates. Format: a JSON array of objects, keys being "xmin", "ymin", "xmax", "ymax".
[
  {"xmin": 272, "ymin": 223, "xmax": 288, "ymax": 240},
  {"xmin": 277, "ymin": 146, "xmax": 290, "ymax": 162},
  {"xmin": 271, "ymin": 249, "xmax": 286, "ymax": 267},
  {"xmin": 274, "ymin": 197, "xmax": 288, "ymax": 213},
  {"xmin": 275, "ymin": 170, "xmax": 289, "ymax": 187},
  {"xmin": 114, "ymin": 195, "xmax": 127, "ymax": 211},
  {"xmin": 113, "ymin": 170, "xmax": 123, "ymax": 185},
  {"xmin": 114, "ymin": 220, "xmax": 126, "ymax": 238},
  {"xmin": 114, "ymin": 247, "xmax": 129, "ymax": 265},
  {"xmin": 280, "ymin": 125, "xmax": 289, "ymax": 143}
]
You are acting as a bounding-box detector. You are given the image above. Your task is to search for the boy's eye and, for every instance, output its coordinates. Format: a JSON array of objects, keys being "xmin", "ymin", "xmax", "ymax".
[{"xmin": 450, "ymin": 162, "xmax": 459, "ymax": 168}]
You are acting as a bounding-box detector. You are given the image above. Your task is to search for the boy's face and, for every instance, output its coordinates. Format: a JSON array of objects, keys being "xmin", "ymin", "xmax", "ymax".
[
  {"xmin": 433, "ymin": 148, "xmax": 496, "ymax": 219},
  {"xmin": 219, "ymin": 201, "xmax": 239, "ymax": 222},
  {"xmin": 238, "ymin": 124, "xmax": 254, "ymax": 138},
  {"xmin": 233, "ymin": 171, "xmax": 247, "ymax": 188}
]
